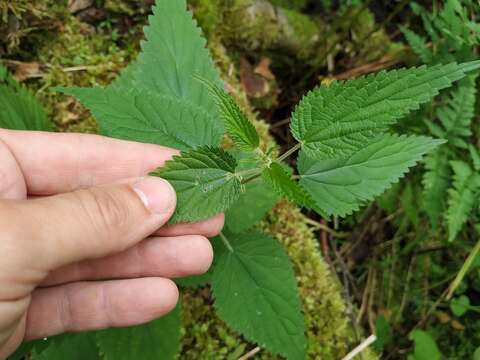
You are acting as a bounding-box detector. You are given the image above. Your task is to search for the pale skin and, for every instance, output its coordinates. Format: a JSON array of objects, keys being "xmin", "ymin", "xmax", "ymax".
[{"xmin": 0, "ymin": 129, "xmax": 224, "ymax": 359}]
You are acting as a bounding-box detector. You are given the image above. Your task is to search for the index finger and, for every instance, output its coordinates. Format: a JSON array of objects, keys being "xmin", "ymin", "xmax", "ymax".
[{"xmin": 0, "ymin": 129, "xmax": 178, "ymax": 195}]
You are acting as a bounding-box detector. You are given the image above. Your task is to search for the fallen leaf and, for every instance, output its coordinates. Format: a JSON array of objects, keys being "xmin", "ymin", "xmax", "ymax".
[
  {"xmin": 240, "ymin": 57, "xmax": 269, "ymax": 98},
  {"xmin": 68, "ymin": 0, "xmax": 94, "ymax": 14},
  {"xmin": 254, "ymin": 57, "xmax": 275, "ymax": 81},
  {"xmin": 10, "ymin": 61, "xmax": 45, "ymax": 81}
]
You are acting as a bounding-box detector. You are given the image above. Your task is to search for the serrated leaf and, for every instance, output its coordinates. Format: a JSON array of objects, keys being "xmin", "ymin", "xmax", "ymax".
[
  {"xmin": 298, "ymin": 135, "xmax": 443, "ymax": 217},
  {"xmin": 401, "ymin": 26, "xmax": 433, "ymax": 63},
  {"xmin": 212, "ymin": 231, "xmax": 307, "ymax": 360},
  {"xmin": 31, "ymin": 333, "xmax": 99, "ymax": 360},
  {"xmin": 152, "ymin": 147, "xmax": 241, "ymax": 223},
  {"xmin": 199, "ymin": 78, "xmax": 260, "ymax": 150},
  {"xmin": 446, "ymin": 160, "xmax": 480, "ymax": 242},
  {"xmin": 135, "ymin": 0, "xmax": 222, "ymax": 115},
  {"xmin": 226, "ymin": 176, "xmax": 280, "ymax": 233},
  {"xmin": 96, "ymin": 305, "xmax": 181, "ymax": 360},
  {"xmin": 263, "ymin": 162, "xmax": 314, "ymax": 209},
  {"xmin": 291, "ymin": 62, "xmax": 479, "ymax": 160},
  {"xmin": 0, "ymin": 75, "xmax": 52, "ymax": 131},
  {"xmin": 422, "ymin": 150, "xmax": 451, "ymax": 229},
  {"xmin": 56, "ymin": 86, "xmax": 222, "ymax": 150}
]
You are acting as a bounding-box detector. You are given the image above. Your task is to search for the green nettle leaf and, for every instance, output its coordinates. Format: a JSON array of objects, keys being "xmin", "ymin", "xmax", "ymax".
[
  {"xmin": 152, "ymin": 147, "xmax": 242, "ymax": 223},
  {"xmin": 96, "ymin": 305, "xmax": 181, "ymax": 360},
  {"xmin": 226, "ymin": 176, "xmax": 280, "ymax": 233},
  {"xmin": 291, "ymin": 61, "xmax": 480, "ymax": 160},
  {"xmin": 57, "ymin": 0, "xmax": 223, "ymax": 149},
  {"xmin": 408, "ymin": 330, "xmax": 442, "ymax": 360},
  {"xmin": 450, "ymin": 295, "xmax": 470, "ymax": 317},
  {"xmin": 136, "ymin": 0, "xmax": 222, "ymax": 114},
  {"xmin": 446, "ymin": 160, "xmax": 480, "ymax": 242},
  {"xmin": 57, "ymin": 87, "xmax": 222, "ymax": 150},
  {"xmin": 211, "ymin": 231, "xmax": 307, "ymax": 360},
  {"xmin": 32, "ymin": 333, "xmax": 99, "ymax": 360},
  {"xmin": 299, "ymin": 135, "xmax": 443, "ymax": 217},
  {"xmin": 201, "ymin": 79, "xmax": 260, "ymax": 150},
  {"xmin": 263, "ymin": 162, "xmax": 314, "ymax": 209},
  {"xmin": 422, "ymin": 150, "xmax": 451, "ymax": 229},
  {"xmin": 0, "ymin": 66, "xmax": 52, "ymax": 131}
]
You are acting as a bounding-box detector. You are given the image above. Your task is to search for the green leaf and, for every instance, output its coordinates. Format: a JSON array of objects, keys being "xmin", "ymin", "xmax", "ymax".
[
  {"xmin": 474, "ymin": 346, "xmax": 480, "ymax": 360},
  {"xmin": 291, "ymin": 62, "xmax": 479, "ymax": 160},
  {"xmin": 298, "ymin": 135, "xmax": 443, "ymax": 217},
  {"xmin": 199, "ymin": 78, "xmax": 260, "ymax": 150},
  {"xmin": 211, "ymin": 231, "xmax": 307, "ymax": 360},
  {"xmin": 226, "ymin": 176, "xmax": 280, "ymax": 233},
  {"xmin": 446, "ymin": 160, "xmax": 480, "ymax": 242},
  {"xmin": 408, "ymin": 330, "xmax": 442, "ymax": 360},
  {"xmin": 7, "ymin": 338, "xmax": 52, "ymax": 360},
  {"xmin": 152, "ymin": 146, "xmax": 242, "ymax": 223},
  {"xmin": 32, "ymin": 333, "xmax": 99, "ymax": 360},
  {"xmin": 450, "ymin": 295, "xmax": 470, "ymax": 317},
  {"xmin": 263, "ymin": 162, "xmax": 314, "ymax": 209},
  {"xmin": 422, "ymin": 149, "xmax": 451, "ymax": 229},
  {"xmin": 374, "ymin": 314, "xmax": 392, "ymax": 353},
  {"xmin": 56, "ymin": 87, "xmax": 222, "ymax": 150},
  {"xmin": 135, "ymin": 0, "xmax": 222, "ymax": 115},
  {"xmin": 401, "ymin": 26, "xmax": 433, "ymax": 63},
  {"xmin": 97, "ymin": 305, "xmax": 181, "ymax": 360},
  {"xmin": 428, "ymin": 75, "xmax": 477, "ymax": 149},
  {"xmin": 0, "ymin": 78, "xmax": 52, "ymax": 131}
]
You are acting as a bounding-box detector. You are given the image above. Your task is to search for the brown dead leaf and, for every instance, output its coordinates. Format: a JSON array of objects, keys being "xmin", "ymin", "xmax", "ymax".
[
  {"xmin": 240, "ymin": 57, "xmax": 269, "ymax": 98},
  {"xmin": 254, "ymin": 57, "xmax": 275, "ymax": 81},
  {"xmin": 435, "ymin": 311, "xmax": 451, "ymax": 324},
  {"xmin": 9, "ymin": 61, "xmax": 46, "ymax": 81},
  {"xmin": 450, "ymin": 319, "xmax": 465, "ymax": 331},
  {"xmin": 68, "ymin": 0, "xmax": 94, "ymax": 14}
]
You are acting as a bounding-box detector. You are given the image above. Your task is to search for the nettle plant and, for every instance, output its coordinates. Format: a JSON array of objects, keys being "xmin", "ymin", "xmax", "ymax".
[{"xmin": 37, "ymin": 1, "xmax": 478, "ymax": 359}]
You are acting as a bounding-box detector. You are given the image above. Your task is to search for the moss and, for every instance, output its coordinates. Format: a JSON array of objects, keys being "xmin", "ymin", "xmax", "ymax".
[{"xmin": 269, "ymin": 0, "xmax": 307, "ymax": 11}]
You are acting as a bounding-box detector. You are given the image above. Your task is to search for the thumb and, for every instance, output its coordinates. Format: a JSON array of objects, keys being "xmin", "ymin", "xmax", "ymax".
[{"xmin": 2, "ymin": 176, "xmax": 176, "ymax": 272}]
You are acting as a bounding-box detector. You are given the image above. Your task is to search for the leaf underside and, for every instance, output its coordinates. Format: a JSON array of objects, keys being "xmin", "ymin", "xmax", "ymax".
[
  {"xmin": 57, "ymin": 86, "xmax": 222, "ymax": 150},
  {"xmin": 298, "ymin": 135, "xmax": 443, "ymax": 217},
  {"xmin": 152, "ymin": 146, "xmax": 241, "ymax": 223},
  {"xmin": 212, "ymin": 231, "xmax": 307, "ymax": 360},
  {"xmin": 291, "ymin": 61, "xmax": 479, "ymax": 160}
]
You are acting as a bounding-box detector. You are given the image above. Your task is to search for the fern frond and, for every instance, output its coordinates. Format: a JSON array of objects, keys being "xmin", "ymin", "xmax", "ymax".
[
  {"xmin": 427, "ymin": 75, "xmax": 477, "ymax": 148},
  {"xmin": 422, "ymin": 150, "xmax": 451, "ymax": 229},
  {"xmin": 446, "ymin": 160, "xmax": 480, "ymax": 242}
]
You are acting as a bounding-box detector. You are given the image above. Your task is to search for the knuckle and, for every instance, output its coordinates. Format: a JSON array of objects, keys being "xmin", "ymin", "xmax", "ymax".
[{"xmin": 77, "ymin": 187, "xmax": 131, "ymax": 237}]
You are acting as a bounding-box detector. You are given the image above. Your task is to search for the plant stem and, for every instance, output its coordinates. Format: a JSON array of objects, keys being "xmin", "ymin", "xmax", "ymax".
[
  {"xmin": 446, "ymin": 237, "xmax": 480, "ymax": 300},
  {"xmin": 242, "ymin": 172, "xmax": 262, "ymax": 184},
  {"xmin": 341, "ymin": 334, "xmax": 377, "ymax": 360},
  {"xmin": 219, "ymin": 231, "xmax": 234, "ymax": 253},
  {"xmin": 277, "ymin": 143, "xmax": 301, "ymax": 162}
]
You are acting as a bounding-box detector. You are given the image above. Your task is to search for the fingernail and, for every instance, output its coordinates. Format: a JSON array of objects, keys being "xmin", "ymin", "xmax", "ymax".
[{"xmin": 132, "ymin": 177, "xmax": 176, "ymax": 214}]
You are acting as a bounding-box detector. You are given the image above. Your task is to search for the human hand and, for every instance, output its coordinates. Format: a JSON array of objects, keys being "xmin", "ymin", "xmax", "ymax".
[{"xmin": 0, "ymin": 130, "xmax": 223, "ymax": 359}]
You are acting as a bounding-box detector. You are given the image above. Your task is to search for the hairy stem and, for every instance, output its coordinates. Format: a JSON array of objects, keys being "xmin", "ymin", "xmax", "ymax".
[
  {"xmin": 219, "ymin": 231, "xmax": 234, "ymax": 253},
  {"xmin": 277, "ymin": 143, "xmax": 301, "ymax": 162}
]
